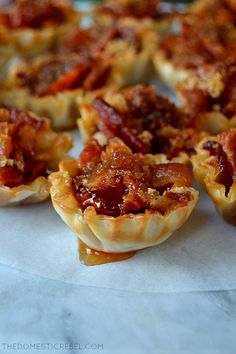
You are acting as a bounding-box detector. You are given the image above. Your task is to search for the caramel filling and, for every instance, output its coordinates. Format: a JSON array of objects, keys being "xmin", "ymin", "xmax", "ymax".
[
  {"xmin": 79, "ymin": 241, "xmax": 136, "ymax": 266},
  {"xmin": 72, "ymin": 138, "xmax": 193, "ymax": 217}
]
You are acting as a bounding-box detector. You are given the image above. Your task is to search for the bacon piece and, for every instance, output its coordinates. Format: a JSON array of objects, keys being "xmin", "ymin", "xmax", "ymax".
[
  {"xmin": 38, "ymin": 64, "xmax": 90, "ymax": 96},
  {"xmin": 152, "ymin": 163, "xmax": 192, "ymax": 191},
  {"xmin": 92, "ymin": 98, "xmax": 150, "ymax": 153},
  {"xmin": 79, "ymin": 139, "xmax": 103, "ymax": 168},
  {"xmin": 83, "ymin": 63, "xmax": 111, "ymax": 91},
  {"xmin": 0, "ymin": 166, "xmax": 24, "ymax": 187},
  {"xmin": 203, "ymin": 139, "xmax": 234, "ymax": 195},
  {"xmin": 216, "ymin": 151, "xmax": 234, "ymax": 195},
  {"xmin": 121, "ymin": 174, "xmax": 147, "ymax": 214},
  {"xmin": 119, "ymin": 126, "xmax": 150, "ymax": 154},
  {"xmin": 166, "ymin": 191, "xmax": 192, "ymax": 203},
  {"xmin": 217, "ymin": 130, "xmax": 236, "ymax": 172}
]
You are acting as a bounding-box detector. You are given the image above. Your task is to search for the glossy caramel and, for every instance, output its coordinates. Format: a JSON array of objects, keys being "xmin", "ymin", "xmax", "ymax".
[{"xmin": 79, "ymin": 241, "xmax": 136, "ymax": 266}]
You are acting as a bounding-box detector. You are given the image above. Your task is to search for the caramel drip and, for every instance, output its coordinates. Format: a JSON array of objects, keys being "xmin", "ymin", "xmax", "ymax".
[{"xmin": 79, "ymin": 241, "xmax": 136, "ymax": 266}]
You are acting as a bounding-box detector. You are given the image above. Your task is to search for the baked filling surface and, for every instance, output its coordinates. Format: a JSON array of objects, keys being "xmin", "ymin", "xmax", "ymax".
[
  {"xmin": 60, "ymin": 22, "xmax": 143, "ymax": 56},
  {"xmin": 72, "ymin": 137, "xmax": 193, "ymax": 217},
  {"xmin": 92, "ymin": 85, "xmax": 202, "ymax": 158},
  {"xmin": 15, "ymin": 54, "xmax": 112, "ymax": 96}
]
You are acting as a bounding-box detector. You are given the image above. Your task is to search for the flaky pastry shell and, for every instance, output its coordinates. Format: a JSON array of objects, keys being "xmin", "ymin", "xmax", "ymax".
[
  {"xmin": 191, "ymin": 136, "xmax": 236, "ymax": 224},
  {"xmin": 49, "ymin": 158, "xmax": 198, "ymax": 253},
  {"xmin": 0, "ymin": 176, "xmax": 50, "ymax": 207}
]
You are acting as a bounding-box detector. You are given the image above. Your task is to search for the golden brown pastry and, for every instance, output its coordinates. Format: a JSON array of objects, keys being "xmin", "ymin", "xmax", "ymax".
[
  {"xmin": 191, "ymin": 128, "xmax": 236, "ymax": 224},
  {"xmin": 50, "ymin": 137, "xmax": 198, "ymax": 253},
  {"xmin": 0, "ymin": 107, "xmax": 72, "ymax": 206}
]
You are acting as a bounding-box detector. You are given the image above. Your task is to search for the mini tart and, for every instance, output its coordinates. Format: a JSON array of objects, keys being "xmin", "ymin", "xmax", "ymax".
[
  {"xmin": 0, "ymin": 107, "xmax": 72, "ymax": 206},
  {"xmin": 78, "ymin": 84, "xmax": 205, "ymax": 162},
  {"xmin": 0, "ymin": 54, "xmax": 115, "ymax": 130},
  {"xmin": 0, "ymin": 0, "xmax": 81, "ymax": 59},
  {"xmin": 154, "ymin": 5, "xmax": 236, "ymax": 95},
  {"xmin": 59, "ymin": 17, "xmax": 158, "ymax": 86},
  {"xmin": 50, "ymin": 138, "xmax": 198, "ymax": 253},
  {"xmin": 191, "ymin": 129, "xmax": 236, "ymax": 224}
]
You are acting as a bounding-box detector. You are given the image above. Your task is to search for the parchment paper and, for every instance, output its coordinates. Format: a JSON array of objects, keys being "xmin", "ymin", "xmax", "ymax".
[{"xmin": 0, "ymin": 130, "xmax": 236, "ymax": 293}]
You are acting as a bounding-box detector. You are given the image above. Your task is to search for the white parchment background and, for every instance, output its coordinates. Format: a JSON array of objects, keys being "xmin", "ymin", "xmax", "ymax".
[{"xmin": 0, "ymin": 130, "xmax": 236, "ymax": 293}]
